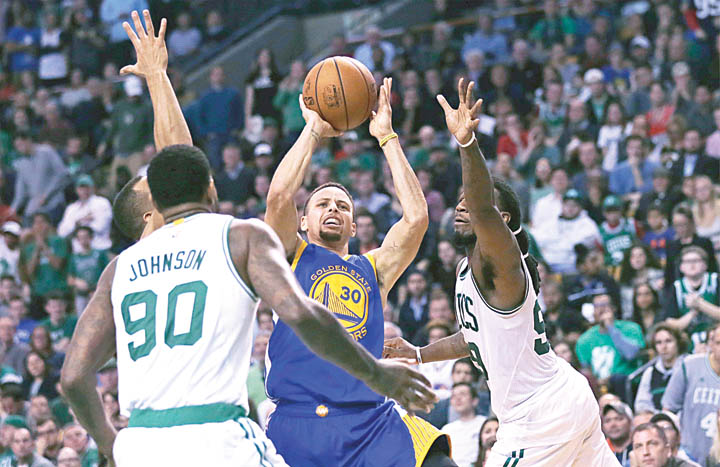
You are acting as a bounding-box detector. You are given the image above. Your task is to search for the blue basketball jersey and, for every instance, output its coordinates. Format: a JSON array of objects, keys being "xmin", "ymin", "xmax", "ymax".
[{"xmin": 266, "ymin": 240, "xmax": 384, "ymax": 405}]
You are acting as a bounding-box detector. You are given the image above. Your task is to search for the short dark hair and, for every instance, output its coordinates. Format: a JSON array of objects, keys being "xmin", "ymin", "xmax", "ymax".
[
  {"xmin": 74, "ymin": 225, "xmax": 93, "ymax": 237},
  {"xmin": 303, "ymin": 182, "xmax": 355, "ymax": 218},
  {"xmin": 113, "ymin": 175, "xmax": 152, "ymax": 241},
  {"xmin": 649, "ymin": 413, "xmax": 679, "ymax": 435},
  {"xmin": 452, "ymin": 357, "xmax": 480, "ymax": 381},
  {"xmin": 632, "ymin": 422, "xmax": 668, "ymax": 445},
  {"xmin": 147, "ymin": 145, "xmax": 211, "ymax": 210},
  {"xmin": 452, "ymin": 381, "xmax": 478, "ymax": 399},
  {"xmin": 625, "ymin": 134, "xmax": 647, "ymax": 150},
  {"xmin": 44, "ymin": 291, "xmax": 67, "ymax": 304}
]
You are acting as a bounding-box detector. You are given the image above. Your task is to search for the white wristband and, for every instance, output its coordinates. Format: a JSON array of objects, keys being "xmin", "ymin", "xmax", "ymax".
[
  {"xmin": 456, "ymin": 132, "xmax": 477, "ymax": 148},
  {"xmin": 415, "ymin": 346, "xmax": 423, "ymax": 364}
]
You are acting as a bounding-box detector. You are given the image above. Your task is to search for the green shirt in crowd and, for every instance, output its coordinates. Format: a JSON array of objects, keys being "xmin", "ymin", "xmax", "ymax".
[
  {"xmin": 69, "ymin": 249, "xmax": 109, "ymax": 294},
  {"xmin": 39, "ymin": 315, "xmax": 78, "ymax": 348},
  {"xmin": 20, "ymin": 236, "xmax": 69, "ymax": 297},
  {"xmin": 576, "ymin": 320, "xmax": 645, "ymax": 379}
]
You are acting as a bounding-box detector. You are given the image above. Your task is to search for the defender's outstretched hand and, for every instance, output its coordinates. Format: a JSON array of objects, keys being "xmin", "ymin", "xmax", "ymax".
[
  {"xmin": 383, "ymin": 336, "xmax": 418, "ymax": 361},
  {"xmin": 120, "ymin": 10, "xmax": 168, "ymax": 78},
  {"xmin": 437, "ymin": 78, "xmax": 483, "ymax": 146},
  {"xmin": 368, "ymin": 359, "xmax": 437, "ymax": 414},
  {"xmin": 369, "ymin": 77, "xmax": 394, "ymax": 140},
  {"xmin": 298, "ymin": 94, "xmax": 344, "ymax": 139}
]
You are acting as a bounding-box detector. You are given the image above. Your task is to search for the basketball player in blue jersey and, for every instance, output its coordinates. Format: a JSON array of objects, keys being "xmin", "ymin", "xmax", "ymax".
[
  {"xmin": 385, "ymin": 80, "xmax": 619, "ymax": 465},
  {"xmin": 264, "ymin": 79, "xmax": 454, "ymax": 466}
]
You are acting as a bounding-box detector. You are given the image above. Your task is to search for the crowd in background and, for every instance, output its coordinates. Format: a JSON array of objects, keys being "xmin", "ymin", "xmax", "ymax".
[{"xmin": 0, "ymin": 0, "xmax": 720, "ymax": 466}]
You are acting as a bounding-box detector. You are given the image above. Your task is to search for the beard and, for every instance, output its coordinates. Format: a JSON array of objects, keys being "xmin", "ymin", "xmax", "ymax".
[
  {"xmin": 453, "ymin": 229, "xmax": 476, "ymax": 249},
  {"xmin": 319, "ymin": 230, "xmax": 342, "ymax": 242}
]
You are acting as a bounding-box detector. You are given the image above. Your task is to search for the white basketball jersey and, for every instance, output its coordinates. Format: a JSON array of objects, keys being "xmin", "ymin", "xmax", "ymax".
[
  {"xmin": 455, "ymin": 257, "xmax": 597, "ymax": 448},
  {"xmin": 111, "ymin": 213, "xmax": 258, "ymax": 417}
]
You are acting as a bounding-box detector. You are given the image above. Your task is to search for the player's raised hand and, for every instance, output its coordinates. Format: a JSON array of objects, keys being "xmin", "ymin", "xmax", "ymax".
[
  {"xmin": 383, "ymin": 336, "xmax": 418, "ymax": 361},
  {"xmin": 369, "ymin": 77, "xmax": 394, "ymax": 140},
  {"xmin": 436, "ymin": 78, "xmax": 483, "ymax": 146},
  {"xmin": 298, "ymin": 94, "xmax": 343, "ymax": 139},
  {"xmin": 368, "ymin": 359, "xmax": 437, "ymax": 414},
  {"xmin": 120, "ymin": 10, "xmax": 168, "ymax": 78}
]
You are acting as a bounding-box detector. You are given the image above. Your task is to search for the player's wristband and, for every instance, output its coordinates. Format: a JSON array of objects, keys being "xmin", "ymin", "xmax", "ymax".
[
  {"xmin": 415, "ymin": 346, "xmax": 423, "ymax": 364},
  {"xmin": 456, "ymin": 132, "xmax": 477, "ymax": 148},
  {"xmin": 379, "ymin": 132, "xmax": 398, "ymax": 147}
]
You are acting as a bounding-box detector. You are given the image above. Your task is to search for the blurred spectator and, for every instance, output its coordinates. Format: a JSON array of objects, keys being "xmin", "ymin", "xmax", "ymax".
[
  {"xmin": 496, "ymin": 114, "xmax": 527, "ymax": 159},
  {"xmin": 10, "ymin": 133, "xmax": 67, "ymax": 224},
  {"xmin": 38, "ymin": 294, "xmax": 75, "ymax": 354},
  {"xmin": 707, "ymin": 108, "xmax": 720, "ymax": 159},
  {"xmin": 665, "ymin": 205, "xmax": 718, "ymax": 286},
  {"xmin": 508, "ymin": 39, "xmax": 542, "ymax": 96},
  {"xmin": 397, "ymin": 270, "xmax": 429, "ymax": 344},
  {"xmin": 61, "ymin": 424, "xmax": 98, "ymax": 467},
  {"xmin": 635, "ymin": 325, "xmax": 686, "ymax": 413},
  {"xmin": 35, "ymin": 419, "xmax": 62, "ymax": 463},
  {"xmin": 100, "ymin": 0, "xmax": 149, "ymax": 65},
  {"xmin": 214, "ymin": 143, "xmax": 256, "ymax": 206},
  {"xmin": 533, "ymin": 189, "xmax": 601, "ymax": 274},
  {"xmin": 0, "ymin": 223, "xmax": 21, "ymax": 282},
  {"xmin": 354, "ymin": 25, "xmax": 395, "ymax": 72},
  {"xmin": 8, "ymin": 297, "xmax": 36, "ymax": 346},
  {"xmin": 56, "ymin": 446, "xmax": 81, "ymax": 467},
  {"xmin": 57, "ymin": 175, "xmax": 112, "ymax": 251},
  {"xmin": 629, "ymin": 423, "xmax": 689, "ymax": 467},
  {"xmin": 461, "ymin": 15, "xmax": 508, "ymax": 66},
  {"xmin": 571, "ymin": 139, "xmax": 605, "ymax": 194},
  {"xmin": 609, "ymin": 136, "xmax": 658, "ymax": 196},
  {"xmin": 601, "ymin": 401, "xmax": 634, "ymax": 464},
  {"xmin": 647, "ymin": 82, "xmax": 675, "ymax": 140},
  {"xmin": 101, "ymin": 76, "xmax": 152, "ymax": 186},
  {"xmin": 650, "ymin": 412, "xmax": 698, "ymax": 465},
  {"xmin": 669, "ymin": 129, "xmax": 719, "ymax": 184},
  {"xmin": 37, "ymin": 10, "xmax": 69, "ymax": 87},
  {"xmin": 473, "ymin": 417, "xmax": 499, "ymax": 467},
  {"xmin": 67, "ymin": 226, "xmax": 109, "ymax": 315},
  {"xmin": 597, "ymin": 101, "xmax": 630, "ymax": 172},
  {"xmin": 583, "ymin": 69, "xmax": 610, "ymax": 126},
  {"xmin": 19, "ymin": 214, "xmax": 69, "ymax": 314},
  {"xmin": 0, "ymin": 316, "xmax": 28, "ymax": 376},
  {"xmin": 102, "ymin": 391, "xmax": 127, "ymax": 431},
  {"xmin": 21, "ymin": 352, "xmax": 59, "ymax": 401},
  {"xmin": 421, "ymin": 357, "xmax": 487, "ymax": 429},
  {"xmin": 441, "ymin": 383, "xmax": 486, "ymax": 467},
  {"xmin": 576, "ymin": 293, "xmax": 645, "ymax": 385},
  {"xmin": 663, "ymin": 246, "xmax": 720, "ymax": 350},
  {"xmin": 529, "ymin": 0, "xmax": 576, "ymax": 48},
  {"xmin": 10, "ymin": 427, "xmax": 54, "ymax": 467},
  {"xmin": 540, "ymin": 279, "xmax": 586, "ymax": 342},
  {"xmin": 618, "ymin": 245, "xmax": 663, "ymax": 319},
  {"xmin": 273, "ymin": 60, "xmax": 305, "ymax": 143},
  {"xmin": 428, "ymin": 146, "xmax": 461, "ymax": 208},
  {"xmin": 60, "ymin": 137, "xmax": 101, "ymax": 186},
  {"xmin": 558, "ymin": 97, "xmax": 598, "ymax": 152},
  {"xmin": 244, "ymin": 48, "xmax": 281, "ymax": 125},
  {"xmin": 197, "ymin": 66, "xmax": 243, "ymax": 171},
  {"xmin": 67, "ymin": 8, "xmax": 105, "ymax": 78},
  {"xmin": 564, "ymin": 243, "xmax": 621, "ymax": 310},
  {"xmin": 5, "ymin": 11, "xmax": 40, "ymax": 75},
  {"xmin": 39, "ymin": 102, "xmax": 74, "ymax": 149},
  {"xmin": 28, "ymin": 327, "xmax": 63, "ymax": 376},
  {"xmin": 692, "ymin": 175, "xmax": 720, "ymax": 261},
  {"xmin": 60, "ymin": 70, "xmax": 91, "ymax": 111},
  {"xmin": 348, "ymin": 208, "xmax": 382, "ymax": 256},
  {"xmin": 167, "ymin": 11, "xmax": 201, "ymax": 60},
  {"xmin": 662, "ymin": 325, "xmax": 720, "ymax": 465},
  {"xmin": 625, "ymin": 63, "xmax": 653, "ymax": 118},
  {"xmin": 203, "ymin": 10, "xmax": 228, "ymax": 47},
  {"xmin": 599, "ymin": 195, "xmax": 637, "ymax": 269},
  {"xmin": 352, "ymin": 171, "xmax": 390, "ymax": 216}
]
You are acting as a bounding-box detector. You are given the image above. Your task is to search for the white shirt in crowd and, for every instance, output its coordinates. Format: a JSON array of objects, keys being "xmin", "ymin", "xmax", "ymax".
[
  {"xmin": 57, "ymin": 194, "xmax": 113, "ymax": 251},
  {"xmin": 442, "ymin": 415, "xmax": 486, "ymax": 467}
]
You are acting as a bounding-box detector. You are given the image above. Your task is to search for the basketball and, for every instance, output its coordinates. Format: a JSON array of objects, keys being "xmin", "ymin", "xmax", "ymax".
[{"xmin": 302, "ymin": 56, "xmax": 377, "ymax": 131}]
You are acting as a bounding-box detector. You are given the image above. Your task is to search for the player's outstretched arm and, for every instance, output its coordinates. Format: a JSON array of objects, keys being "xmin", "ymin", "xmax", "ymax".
[
  {"xmin": 265, "ymin": 97, "xmax": 342, "ymax": 258},
  {"xmin": 437, "ymin": 79, "xmax": 525, "ymax": 308},
  {"xmin": 384, "ymin": 332, "xmax": 469, "ymax": 363},
  {"xmin": 229, "ymin": 219, "xmax": 436, "ymax": 412},
  {"xmin": 368, "ymin": 78, "xmax": 428, "ymax": 301},
  {"xmin": 60, "ymin": 259, "xmax": 118, "ymax": 464},
  {"xmin": 121, "ymin": 10, "xmax": 192, "ymax": 150}
]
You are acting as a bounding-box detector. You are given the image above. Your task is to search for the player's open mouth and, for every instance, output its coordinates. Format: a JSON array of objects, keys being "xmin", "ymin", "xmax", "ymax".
[
  {"xmin": 323, "ymin": 217, "xmax": 342, "ymax": 226},
  {"xmin": 454, "ymin": 218, "xmax": 468, "ymax": 224}
]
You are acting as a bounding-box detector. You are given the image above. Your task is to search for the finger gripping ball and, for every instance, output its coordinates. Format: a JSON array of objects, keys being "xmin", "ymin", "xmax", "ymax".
[{"xmin": 302, "ymin": 56, "xmax": 377, "ymax": 131}]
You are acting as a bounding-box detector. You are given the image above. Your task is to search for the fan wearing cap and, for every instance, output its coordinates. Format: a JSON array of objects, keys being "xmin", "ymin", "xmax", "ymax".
[
  {"xmin": 599, "ymin": 195, "xmax": 638, "ymax": 268},
  {"xmin": 56, "ymin": 175, "xmax": 112, "ymax": 252},
  {"xmin": 0, "ymin": 222, "xmax": 21, "ymax": 282},
  {"xmin": 602, "ymin": 401, "xmax": 634, "ymax": 464},
  {"xmin": 583, "ymin": 68, "xmax": 611, "ymax": 125},
  {"xmin": 532, "ymin": 188, "xmax": 602, "ymax": 273}
]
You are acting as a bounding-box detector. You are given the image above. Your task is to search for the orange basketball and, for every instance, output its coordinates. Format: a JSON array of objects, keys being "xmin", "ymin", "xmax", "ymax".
[{"xmin": 302, "ymin": 56, "xmax": 377, "ymax": 131}]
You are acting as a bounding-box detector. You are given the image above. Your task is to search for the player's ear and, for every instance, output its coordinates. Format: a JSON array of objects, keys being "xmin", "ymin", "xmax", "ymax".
[
  {"xmin": 500, "ymin": 211, "xmax": 511, "ymax": 225},
  {"xmin": 350, "ymin": 220, "xmax": 356, "ymax": 237},
  {"xmin": 300, "ymin": 215, "xmax": 308, "ymax": 232},
  {"xmin": 142, "ymin": 211, "xmax": 152, "ymax": 223}
]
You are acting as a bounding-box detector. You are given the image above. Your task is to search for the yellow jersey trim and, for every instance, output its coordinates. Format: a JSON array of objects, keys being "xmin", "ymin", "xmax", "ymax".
[
  {"xmin": 363, "ymin": 252, "xmax": 378, "ymax": 280},
  {"xmin": 402, "ymin": 414, "xmax": 451, "ymax": 467},
  {"xmin": 291, "ymin": 240, "xmax": 308, "ymax": 271}
]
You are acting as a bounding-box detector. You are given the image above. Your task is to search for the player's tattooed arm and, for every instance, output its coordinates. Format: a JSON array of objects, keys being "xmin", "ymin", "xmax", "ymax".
[
  {"xmin": 266, "ymin": 96, "xmax": 341, "ymax": 259},
  {"xmin": 121, "ymin": 10, "xmax": 192, "ymax": 150},
  {"xmin": 369, "ymin": 78, "xmax": 429, "ymax": 302},
  {"xmin": 384, "ymin": 332, "xmax": 469, "ymax": 363},
  {"xmin": 61, "ymin": 259, "xmax": 118, "ymax": 464},
  {"xmin": 230, "ymin": 219, "xmax": 437, "ymax": 412},
  {"xmin": 438, "ymin": 78, "xmax": 525, "ymax": 309}
]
